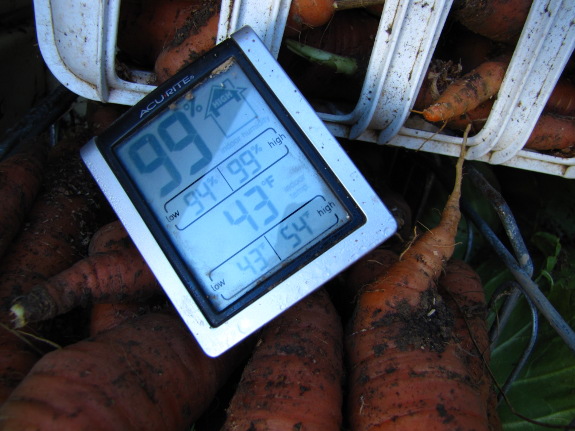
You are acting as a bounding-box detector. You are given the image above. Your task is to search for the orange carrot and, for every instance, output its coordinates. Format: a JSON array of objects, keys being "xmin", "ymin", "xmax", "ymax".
[
  {"xmin": 544, "ymin": 78, "xmax": 575, "ymax": 117},
  {"xmin": 154, "ymin": 0, "xmax": 219, "ymax": 83},
  {"xmin": 0, "ymin": 137, "xmax": 109, "ymax": 402},
  {"xmin": 89, "ymin": 303, "xmax": 142, "ymax": 336},
  {"xmin": 118, "ymin": 0, "xmax": 199, "ymax": 67},
  {"xmin": 453, "ymin": 0, "xmax": 532, "ymax": 43},
  {"xmin": 438, "ymin": 260, "xmax": 500, "ymax": 430},
  {"xmin": 446, "ymin": 99, "xmax": 495, "ymax": 133},
  {"xmin": 422, "ymin": 57, "xmax": 509, "ymax": 123},
  {"xmin": 345, "ymin": 135, "xmax": 470, "ymax": 429},
  {"xmin": 285, "ymin": 0, "xmax": 335, "ymax": 34},
  {"xmin": 87, "ymin": 219, "xmax": 131, "ymax": 256},
  {"xmin": 221, "ymin": 288, "xmax": 344, "ymax": 430},
  {"xmin": 10, "ymin": 221, "xmax": 160, "ymax": 329},
  {"xmin": 0, "ymin": 136, "xmax": 48, "ymax": 261},
  {"xmin": 339, "ymin": 248, "xmax": 399, "ymax": 320},
  {"xmin": 86, "ymin": 221, "xmax": 149, "ymax": 337},
  {"xmin": 523, "ymin": 112, "xmax": 575, "ymax": 152},
  {"xmin": 0, "ymin": 311, "xmax": 249, "ymax": 431}
]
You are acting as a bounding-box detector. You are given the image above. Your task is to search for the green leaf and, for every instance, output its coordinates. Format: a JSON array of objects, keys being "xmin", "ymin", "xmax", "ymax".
[{"xmin": 481, "ymin": 241, "xmax": 575, "ymax": 430}]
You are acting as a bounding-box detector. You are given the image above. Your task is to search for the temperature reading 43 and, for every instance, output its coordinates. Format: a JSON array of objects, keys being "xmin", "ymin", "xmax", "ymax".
[{"xmin": 81, "ymin": 26, "xmax": 396, "ymax": 357}]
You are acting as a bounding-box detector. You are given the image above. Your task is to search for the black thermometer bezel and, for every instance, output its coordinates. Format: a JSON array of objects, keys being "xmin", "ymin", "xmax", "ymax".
[{"xmin": 93, "ymin": 37, "xmax": 365, "ymax": 327}]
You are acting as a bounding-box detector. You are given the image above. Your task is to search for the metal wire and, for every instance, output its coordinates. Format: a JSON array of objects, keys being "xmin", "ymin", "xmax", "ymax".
[
  {"xmin": 495, "ymin": 281, "xmax": 540, "ymax": 404},
  {"xmin": 463, "ymin": 198, "xmax": 575, "ymax": 351}
]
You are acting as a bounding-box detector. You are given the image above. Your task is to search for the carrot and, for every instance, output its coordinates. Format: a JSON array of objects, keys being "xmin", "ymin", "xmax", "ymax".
[
  {"xmin": 422, "ymin": 57, "xmax": 509, "ymax": 123},
  {"xmin": 339, "ymin": 248, "xmax": 399, "ymax": 320},
  {"xmin": 0, "ymin": 137, "xmax": 109, "ymax": 402},
  {"xmin": 345, "ymin": 133, "xmax": 470, "ymax": 429},
  {"xmin": 154, "ymin": 0, "xmax": 219, "ymax": 83},
  {"xmin": 438, "ymin": 260, "xmax": 500, "ymax": 430},
  {"xmin": 285, "ymin": 0, "xmax": 336, "ymax": 34},
  {"xmin": 0, "ymin": 311, "xmax": 249, "ymax": 431},
  {"xmin": 452, "ymin": 0, "xmax": 532, "ymax": 43},
  {"xmin": 544, "ymin": 78, "xmax": 575, "ymax": 117},
  {"xmin": 89, "ymin": 303, "xmax": 142, "ymax": 336},
  {"xmin": 118, "ymin": 0, "xmax": 200, "ymax": 67},
  {"xmin": 413, "ymin": 59, "xmax": 463, "ymax": 112},
  {"xmin": 86, "ymin": 103, "xmax": 127, "ymax": 137},
  {"xmin": 221, "ymin": 288, "xmax": 344, "ymax": 430},
  {"xmin": 87, "ymin": 219, "xmax": 131, "ymax": 256},
  {"xmin": 523, "ymin": 112, "xmax": 575, "ymax": 152},
  {"xmin": 10, "ymin": 221, "xmax": 160, "ymax": 328},
  {"xmin": 0, "ymin": 136, "xmax": 48, "ymax": 261},
  {"xmin": 86, "ymin": 221, "xmax": 149, "ymax": 337},
  {"xmin": 446, "ymin": 99, "xmax": 495, "ymax": 133}
]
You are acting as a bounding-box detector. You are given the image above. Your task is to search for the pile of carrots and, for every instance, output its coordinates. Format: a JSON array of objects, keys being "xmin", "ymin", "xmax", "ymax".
[
  {"xmin": 0, "ymin": 96, "xmax": 502, "ymax": 430},
  {"xmin": 4, "ymin": 0, "xmax": 563, "ymax": 428}
]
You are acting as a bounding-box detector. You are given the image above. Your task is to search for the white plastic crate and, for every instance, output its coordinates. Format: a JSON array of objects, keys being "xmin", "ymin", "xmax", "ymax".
[{"xmin": 34, "ymin": 0, "xmax": 575, "ymax": 177}]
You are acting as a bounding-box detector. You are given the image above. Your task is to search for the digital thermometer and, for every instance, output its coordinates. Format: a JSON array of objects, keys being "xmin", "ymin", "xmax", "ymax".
[{"xmin": 81, "ymin": 26, "xmax": 396, "ymax": 356}]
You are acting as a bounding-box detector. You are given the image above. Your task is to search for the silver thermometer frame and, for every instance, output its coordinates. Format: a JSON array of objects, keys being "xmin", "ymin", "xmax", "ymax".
[{"xmin": 81, "ymin": 26, "xmax": 396, "ymax": 357}]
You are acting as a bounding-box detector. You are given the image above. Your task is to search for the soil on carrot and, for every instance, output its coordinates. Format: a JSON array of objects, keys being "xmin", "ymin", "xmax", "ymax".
[
  {"xmin": 171, "ymin": 0, "xmax": 219, "ymax": 47},
  {"xmin": 370, "ymin": 288, "xmax": 454, "ymax": 355}
]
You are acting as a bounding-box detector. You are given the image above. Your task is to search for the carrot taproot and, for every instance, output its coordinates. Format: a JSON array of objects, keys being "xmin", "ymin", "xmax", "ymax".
[
  {"xmin": 285, "ymin": 0, "xmax": 335, "ymax": 34},
  {"xmin": 437, "ymin": 259, "xmax": 500, "ymax": 430},
  {"xmin": 0, "ymin": 136, "xmax": 48, "ymax": 262},
  {"xmin": 284, "ymin": 0, "xmax": 386, "ymax": 35},
  {"xmin": 0, "ymin": 311, "xmax": 249, "ymax": 431},
  {"xmin": 422, "ymin": 57, "xmax": 509, "ymax": 123},
  {"xmin": 87, "ymin": 219, "xmax": 131, "ymax": 256},
  {"xmin": 345, "ymin": 132, "xmax": 470, "ymax": 429},
  {"xmin": 89, "ymin": 303, "xmax": 143, "ymax": 336},
  {"xmin": 452, "ymin": 0, "xmax": 532, "ymax": 43},
  {"xmin": 544, "ymin": 78, "xmax": 575, "ymax": 117},
  {"xmin": 413, "ymin": 59, "xmax": 463, "ymax": 113},
  {"xmin": 86, "ymin": 221, "xmax": 149, "ymax": 337},
  {"xmin": 446, "ymin": 99, "xmax": 495, "ymax": 133},
  {"xmin": 523, "ymin": 112, "xmax": 575, "ymax": 152},
  {"xmin": 118, "ymin": 0, "xmax": 199, "ymax": 67},
  {"xmin": 10, "ymin": 220, "xmax": 160, "ymax": 329},
  {"xmin": 221, "ymin": 288, "xmax": 344, "ymax": 431},
  {"xmin": 154, "ymin": 0, "xmax": 219, "ymax": 83},
  {"xmin": 0, "ymin": 136, "xmax": 109, "ymax": 402},
  {"xmin": 339, "ymin": 248, "xmax": 399, "ymax": 320}
]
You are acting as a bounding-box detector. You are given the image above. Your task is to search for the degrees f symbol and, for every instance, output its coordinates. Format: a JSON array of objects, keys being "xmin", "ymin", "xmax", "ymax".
[{"xmin": 205, "ymin": 79, "xmax": 257, "ymax": 137}]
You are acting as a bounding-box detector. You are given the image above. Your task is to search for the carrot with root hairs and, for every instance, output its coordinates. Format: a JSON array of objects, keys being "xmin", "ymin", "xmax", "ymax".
[
  {"xmin": 10, "ymin": 220, "xmax": 160, "ymax": 329},
  {"xmin": 221, "ymin": 288, "xmax": 344, "ymax": 430},
  {"xmin": 345, "ymin": 130, "xmax": 476, "ymax": 430},
  {"xmin": 422, "ymin": 57, "xmax": 509, "ymax": 123},
  {"xmin": 0, "ymin": 311, "xmax": 250, "ymax": 431}
]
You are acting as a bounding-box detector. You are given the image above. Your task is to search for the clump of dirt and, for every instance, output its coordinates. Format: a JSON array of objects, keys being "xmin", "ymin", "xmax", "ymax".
[{"xmin": 372, "ymin": 288, "xmax": 454, "ymax": 353}]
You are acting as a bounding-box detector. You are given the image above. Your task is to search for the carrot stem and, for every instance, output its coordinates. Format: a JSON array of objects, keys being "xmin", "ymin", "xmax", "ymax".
[
  {"xmin": 333, "ymin": 0, "xmax": 386, "ymax": 10},
  {"xmin": 284, "ymin": 39, "xmax": 358, "ymax": 75}
]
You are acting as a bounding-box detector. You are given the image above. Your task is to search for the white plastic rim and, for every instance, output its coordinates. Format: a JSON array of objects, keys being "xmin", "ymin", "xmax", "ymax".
[{"xmin": 34, "ymin": 0, "xmax": 575, "ymax": 177}]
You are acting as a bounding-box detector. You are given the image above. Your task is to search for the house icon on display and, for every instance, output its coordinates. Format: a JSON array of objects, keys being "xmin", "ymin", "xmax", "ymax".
[{"xmin": 205, "ymin": 79, "xmax": 257, "ymax": 137}]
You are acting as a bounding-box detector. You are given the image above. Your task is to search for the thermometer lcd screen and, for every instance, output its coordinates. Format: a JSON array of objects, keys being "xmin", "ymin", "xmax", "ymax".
[{"xmin": 112, "ymin": 57, "xmax": 362, "ymax": 323}]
